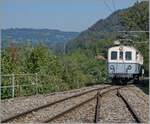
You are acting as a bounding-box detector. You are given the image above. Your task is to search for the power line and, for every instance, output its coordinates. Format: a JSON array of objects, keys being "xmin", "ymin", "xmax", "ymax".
[
  {"xmin": 117, "ymin": 39, "xmax": 149, "ymax": 44},
  {"xmin": 111, "ymin": 0, "xmax": 116, "ymax": 11},
  {"xmin": 133, "ymin": 41, "xmax": 149, "ymax": 44},
  {"xmin": 103, "ymin": 0, "xmax": 113, "ymax": 13}
]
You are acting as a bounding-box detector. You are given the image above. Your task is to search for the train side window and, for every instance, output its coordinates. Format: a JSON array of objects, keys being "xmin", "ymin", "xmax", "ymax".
[
  {"xmin": 125, "ymin": 51, "xmax": 132, "ymax": 60},
  {"xmin": 119, "ymin": 51, "xmax": 123, "ymax": 60},
  {"xmin": 111, "ymin": 51, "xmax": 117, "ymax": 60}
]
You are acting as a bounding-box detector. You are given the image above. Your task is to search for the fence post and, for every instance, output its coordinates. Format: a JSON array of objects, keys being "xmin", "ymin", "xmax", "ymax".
[
  {"xmin": 12, "ymin": 74, "xmax": 15, "ymax": 98},
  {"xmin": 35, "ymin": 73, "xmax": 38, "ymax": 94},
  {"xmin": 77, "ymin": 80, "xmax": 79, "ymax": 88}
]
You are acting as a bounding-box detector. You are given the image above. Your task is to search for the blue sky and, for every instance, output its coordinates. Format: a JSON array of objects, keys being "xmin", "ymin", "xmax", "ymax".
[{"xmin": 0, "ymin": 0, "xmax": 137, "ymax": 32}]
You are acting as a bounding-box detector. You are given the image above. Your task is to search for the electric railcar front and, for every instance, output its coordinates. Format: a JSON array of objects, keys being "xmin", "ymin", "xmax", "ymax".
[{"xmin": 108, "ymin": 45, "xmax": 143, "ymax": 81}]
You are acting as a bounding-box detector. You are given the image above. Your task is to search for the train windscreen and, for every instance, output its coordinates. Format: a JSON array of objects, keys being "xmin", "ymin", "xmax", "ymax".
[
  {"xmin": 125, "ymin": 51, "xmax": 132, "ymax": 60},
  {"xmin": 111, "ymin": 51, "xmax": 117, "ymax": 60}
]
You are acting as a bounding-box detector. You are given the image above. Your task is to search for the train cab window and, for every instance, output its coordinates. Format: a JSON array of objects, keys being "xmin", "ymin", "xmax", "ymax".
[
  {"xmin": 125, "ymin": 51, "xmax": 132, "ymax": 60},
  {"xmin": 136, "ymin": 52, "xmax": 138, "ymax": 60},
  {"xmin": 111, "ymin": 51, "xmax": 117, "ymax": 60},
  {"xmin": 119, "ymin": 51, "xmax": 123, "ymax": 60}
]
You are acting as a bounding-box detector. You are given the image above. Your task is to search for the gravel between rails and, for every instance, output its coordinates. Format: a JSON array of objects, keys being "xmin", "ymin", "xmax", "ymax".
[
  {"xmin": 99, "ymin": 90, "xmax": 136, "ymax": 123},
  {"xmin": 1, "ymin": 84, "xmax": 109, "ymax": 121},
  {"xmin": 51, "ymin": 98, "xmax": 97, "ymax": 123},
  {"xmin": 119, "ymin": 87, "xmax": 149, "ymax": 123},
  {"xmin": 128, "ymin": 85, "xmax": 149, "ymax": 104}
]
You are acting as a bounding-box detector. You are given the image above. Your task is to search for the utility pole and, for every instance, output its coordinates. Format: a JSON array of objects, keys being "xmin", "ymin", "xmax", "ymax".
[{"xmin": 63, "ymin": 42, "xmax": 66, "ymax": 55}]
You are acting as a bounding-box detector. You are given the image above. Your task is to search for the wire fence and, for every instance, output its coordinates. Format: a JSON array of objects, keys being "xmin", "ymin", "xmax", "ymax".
[
  {"xmin": 1, "ymin": 73, "xmax": 41, "ymax": 99},
  {"xmin": 1, "ymin": 73, "xmax": 82, "ymax": 99}
]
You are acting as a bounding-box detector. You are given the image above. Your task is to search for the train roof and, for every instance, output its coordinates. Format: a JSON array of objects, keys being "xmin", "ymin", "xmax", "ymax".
[
  {"xmin": 109, "ymin": 45, "xmax": 141, "ymax": 52},
  {"xmin": 108, "ymin": 45, "xmax": 135, "ymax": 50},
  {"xmin": 108, "ymin": 45, "xmax": 143, "ymax": 58}
]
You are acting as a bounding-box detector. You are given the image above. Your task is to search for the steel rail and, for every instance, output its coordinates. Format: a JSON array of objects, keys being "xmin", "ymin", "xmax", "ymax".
[
  {"xmin": 43, "ymin": 86, "xmax": 125, "ymax": 123},
  {"xmin": 1, "ymin": 85, "xmax": 111, "ymax": 123},
  {"xmin": 117, "ymin": 90, "xmax": 143, "ymax": 123},
  {"xmin": 94, "ymin": 91, "xmax": 100, "ymax": 123}
]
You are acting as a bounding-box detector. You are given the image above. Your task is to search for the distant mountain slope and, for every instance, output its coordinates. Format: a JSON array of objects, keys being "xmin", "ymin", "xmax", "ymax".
[
  {"xmin": 2, "ymin": 28, "xmax": 79, "ymax": 43},
  {"xmin": 2, "ymin": 28, "xmax": 80, "ymax": 53},
  {"xmin": 67, "ymin": 1, "xmax": 148, "ymax": 51},
  {"xmin": 2, "ymin": 28, "xmax": 79, "ymax": 49}
]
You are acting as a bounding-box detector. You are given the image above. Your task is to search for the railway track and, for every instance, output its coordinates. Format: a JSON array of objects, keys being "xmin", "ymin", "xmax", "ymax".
[
  {"xmin": 2, "ymin": 85, "xmax": 148, "ymax": 123},
  {"xmin": 1, "ymin": 85, "xmax": 112, "ymax": 123}
]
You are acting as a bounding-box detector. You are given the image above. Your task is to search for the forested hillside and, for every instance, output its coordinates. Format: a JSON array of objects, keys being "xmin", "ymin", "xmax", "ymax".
[
  {"xmin": 1, "ymin": 1, "xmax": 149, "ymax": 98},
  {"xmin": 121, "ymin": 1, "xmax": 149, "ymax": 75},
  {"xmin": 67, "ymin": 1, "xmax": 149, "ymax": 74},
  {"xmin": 67, "ymin": 1, "xmax": 148, "ymax": 50}
]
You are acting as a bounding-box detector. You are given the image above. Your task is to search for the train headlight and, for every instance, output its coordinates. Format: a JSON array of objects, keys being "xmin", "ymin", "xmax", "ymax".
[
  {"xmin": 126, "ymin": 65, "xmax": 132, "ymax": 72},
  {"xmin": 127, "ymin": 65, "xmax": 132, "ymax": 70},
  {"xmin": 110, "ymin": 65, "xmax": 115, "ymax": 71}
]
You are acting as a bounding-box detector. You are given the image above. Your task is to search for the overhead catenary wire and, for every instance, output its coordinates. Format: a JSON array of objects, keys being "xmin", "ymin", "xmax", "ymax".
[
  {"xmin": 118, "ymin": 39, "xmax": 149, "ymax": 44},
  {"xmin": 102, "ymin": 0, "xmax": 149, "ymax": 44},
  {"xmin": 124, "ymin": 0, "xmax": 148, "ymax": 32},
  {"xmin": 103, "ymin": 0, "xmax": 149, "ymax": 32}
]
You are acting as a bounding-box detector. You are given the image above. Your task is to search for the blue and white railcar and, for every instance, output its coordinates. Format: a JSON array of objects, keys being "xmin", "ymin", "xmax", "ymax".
[{"xmin": 108, "ymin": 45, "xmax": 143, "ymax": 82}]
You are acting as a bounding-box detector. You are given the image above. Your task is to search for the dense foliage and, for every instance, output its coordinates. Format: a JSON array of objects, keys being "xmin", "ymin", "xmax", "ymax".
[
  {"xmin": 120, "ymin": 1, "xmax": 149, "ymax": 75},
  {"xmin": 1, "ymin": 42, "xmax": 107, "ymax": 98},
  {"xmin": 121, "ymin": 1, "xmax": 149, "ymax": 31}
]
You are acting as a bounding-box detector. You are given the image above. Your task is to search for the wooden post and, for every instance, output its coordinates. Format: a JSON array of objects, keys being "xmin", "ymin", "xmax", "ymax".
[{"xmin": 12, "ymin": 74, "xmax": 15, "ymax": 98}]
